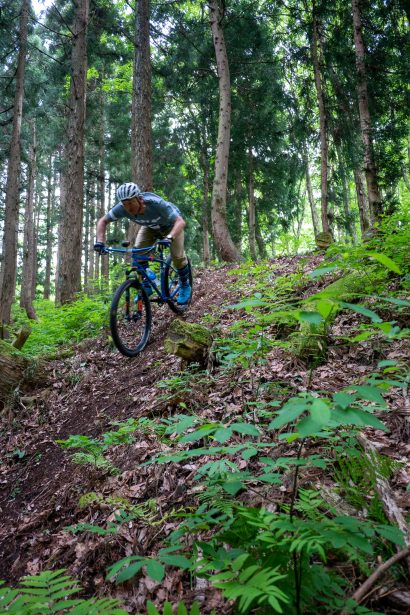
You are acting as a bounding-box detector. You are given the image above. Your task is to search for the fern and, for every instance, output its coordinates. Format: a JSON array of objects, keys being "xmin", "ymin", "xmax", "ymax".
[
  {"xmin": 137, "ymin": 601, "xmax": 214, "ymax": 615},
  {"xmin": 0, "ymin": 569, "xmax": 127, "ymax": 614}
]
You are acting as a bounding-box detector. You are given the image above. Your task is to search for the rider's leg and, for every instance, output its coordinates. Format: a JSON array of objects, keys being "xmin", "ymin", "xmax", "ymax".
[
  {"xmin": 135, "ymin": 227, "xmax": 160, "ymax": 297},
  {"xmin": 168, "ymin": 230, "xmax": 191, "ymax": 305}
]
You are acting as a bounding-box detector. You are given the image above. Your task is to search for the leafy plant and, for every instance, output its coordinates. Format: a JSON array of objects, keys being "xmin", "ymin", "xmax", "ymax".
[{"xmin": 0, "ymin": 569, "xmax": 127, "ymax": 614}]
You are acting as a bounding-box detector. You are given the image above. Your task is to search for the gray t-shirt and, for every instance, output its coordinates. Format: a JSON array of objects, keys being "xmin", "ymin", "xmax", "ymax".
[{"xmin": 106, "ymin": 192, "xmax": 181, "ymax": 231}]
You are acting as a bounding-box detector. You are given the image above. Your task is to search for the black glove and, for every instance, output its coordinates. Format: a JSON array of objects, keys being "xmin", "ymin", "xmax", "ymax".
[
  {"xmin": 157, "ymin": 236, "xmax": 173, "ymax": 247},
  {"xmin": 94, "ymin": 241, "xmax": 107, "ymax": 254}
]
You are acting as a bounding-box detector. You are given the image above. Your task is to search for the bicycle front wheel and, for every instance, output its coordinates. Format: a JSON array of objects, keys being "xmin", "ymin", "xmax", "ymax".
[{"xmin": 110, "ymin": 279, "xmax": 152, "ymax": 357}]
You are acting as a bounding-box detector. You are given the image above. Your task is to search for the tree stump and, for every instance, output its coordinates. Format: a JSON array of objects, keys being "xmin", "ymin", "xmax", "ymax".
[
  {"xmin": 12, "ymin": 325, "xmax": 32, "ymax": 350},
  {"xmin": 0, "ymin": 339, "xmax": 45, "ymax": 404},
  {"xmin": 315, "ymin": 231, "xmax": 333, "ymax": 250},
  {"xmin": 164, "ymin": 319, "xmax": 213, "ymax": 366}
]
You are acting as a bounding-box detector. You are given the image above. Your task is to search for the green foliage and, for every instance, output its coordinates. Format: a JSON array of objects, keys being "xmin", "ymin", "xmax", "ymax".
[
  {"xmin": 0, "ymin": 569, "xmax": 127, "ymax": 614},
  {"xmin": 106, "ymin": 546, "xmax": 191, "ymax": 584},
  {"xmin": 57, "ymin": 419, "xmax": 140, "ymax": 474},
  {"xmin": 11, "ymin": 295, "xmax": 109, "ymax": 357},
  {"xmin": 137, "ymin": 601, "xmax": 213, "ymax": 615}
]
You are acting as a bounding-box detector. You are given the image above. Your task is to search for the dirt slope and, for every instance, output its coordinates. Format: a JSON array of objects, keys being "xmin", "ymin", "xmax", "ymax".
[{"xmin": 0, "ymin": 256, "xmax": 409, "ymax": 614}]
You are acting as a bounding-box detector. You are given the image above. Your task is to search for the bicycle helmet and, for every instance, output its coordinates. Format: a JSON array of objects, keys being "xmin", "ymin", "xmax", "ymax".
[{"xmin": 117, "ymin": 182, "xmax": 141, "ymax": 201}]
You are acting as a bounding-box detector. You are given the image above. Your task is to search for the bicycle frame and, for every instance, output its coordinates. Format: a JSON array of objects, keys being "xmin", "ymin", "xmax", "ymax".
[{"xmin": 105, "ymin": 243, "xmax": 178, "ymax": 303}]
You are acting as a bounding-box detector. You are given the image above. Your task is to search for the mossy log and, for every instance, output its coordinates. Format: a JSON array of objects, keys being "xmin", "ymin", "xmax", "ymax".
[
  {"xmin": 0, "ymin": 338, "xmax": 45, "ymax": 403},
  {"xmin": 12, "ymin": 325, "xmax": 32, "ymax": 350},
  {"xmin": 164, "ymin": 319, "xmax": 213, "ymax": 366},
  {"xmin": 290, "ymin": 269, "xmax": 387, "ymax": 364}
]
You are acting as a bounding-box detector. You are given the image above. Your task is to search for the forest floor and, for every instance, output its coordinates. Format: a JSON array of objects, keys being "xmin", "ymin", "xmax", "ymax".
[{"xmin": 0, "ymin": 253, "xmax": 409, "ymax": 614}]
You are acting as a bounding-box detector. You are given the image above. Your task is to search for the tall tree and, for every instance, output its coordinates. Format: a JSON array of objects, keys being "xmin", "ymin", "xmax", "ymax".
[
  {"xmin": 20, "ymin": 120, "xmax": 37, "ymax": 319},
  {"xmin": 56, "ymin": 0, "xmax": 89, "ymax": 304},
  {"xmin": 0, "ymin": 0, "xmax": 30, "ymax": 325},
  {"xmin": 309, "ymin": 1, "xmax": 330, "ymax": 233},
  {"xmin": 352, "ymin": 0, "xmax": 382, "ymax": 222},
  {"xmin": 208, "ymin": 0, "xmax": 241, "ymax": 262}
]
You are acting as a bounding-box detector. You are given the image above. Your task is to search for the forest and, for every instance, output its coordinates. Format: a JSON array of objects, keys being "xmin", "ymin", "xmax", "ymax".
[{"xmin": 0, "ymin": 0, "xmax": 409, "ymax": 613}]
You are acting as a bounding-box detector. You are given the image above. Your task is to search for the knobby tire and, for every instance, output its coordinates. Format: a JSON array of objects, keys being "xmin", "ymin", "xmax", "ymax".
[{"xmin": 110, "ymin": 279, "xmax": 152, "ymax": 357}]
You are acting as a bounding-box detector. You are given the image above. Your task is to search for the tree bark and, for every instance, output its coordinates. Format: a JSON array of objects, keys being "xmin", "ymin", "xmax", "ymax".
[
  {"xmin": 20, "ymin": 120, "xmax": 38, "ymax": 320},
  {"xmin": 354, "ymin": 168, "xmax": 370, "ymax": 235},
  {"xmin": 43, "ymin": 155, "xmax": 54, "ymax": 299},
  {"xmin": 209, "ymin": 0, "xmax": 241, "ymax": 262},
  {"xmin": 98, "ymin": 89, "xmax": 109, "ymax": 282},
  {"xmin": 352, "ymin": 0, "xmax": 383, "ymax": 222},
  {"xmin": 56, "ymin": 0, "xmax": 89, "ymax": 304},
  {"xmin": 248, "ymin": 148, "xmax": 257, "ymax": 261},
  {"xmin": 129, "ymin": 0, "xmax": 152, "ymax": 246},
  {"xmin": 0, "ymin": 0, "xmax": 30, "ymax": 325},
  {"xmin": 200, "ymin": 147, "xmax": 211, "ymax": 266},
  {"xmin": 310, "ymin": 6, "xmax": 330, "ymax": 234},
  {"xmin": 303, "ymin": 146, "xmax": 320, "ymax": 238}
]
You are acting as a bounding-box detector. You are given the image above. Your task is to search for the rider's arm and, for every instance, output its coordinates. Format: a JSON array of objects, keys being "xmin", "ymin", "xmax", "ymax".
[
  {"xmin": 167, "ymin": 216, "xmax": 186, "ymax": 240},
  {"xmin": 96, "ymin": 215, "xmax": 111, "ymax": 243}
]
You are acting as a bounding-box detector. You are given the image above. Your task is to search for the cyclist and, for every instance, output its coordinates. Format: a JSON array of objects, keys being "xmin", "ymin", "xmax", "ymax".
[{"xmin": 94, "ymin": 182, "xmax": 191, "ymax": 305}]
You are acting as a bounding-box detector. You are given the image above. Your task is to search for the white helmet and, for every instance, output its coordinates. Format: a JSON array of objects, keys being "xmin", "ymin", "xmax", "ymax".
[{"xmin": 117, "ymin": 182, "xmax": 141, "ymax": 201}]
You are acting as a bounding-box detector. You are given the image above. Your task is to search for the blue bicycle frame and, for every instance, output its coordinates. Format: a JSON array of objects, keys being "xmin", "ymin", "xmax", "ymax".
[{"xmin": 106, "ymin": 243, "xmax": 179, "ymax": 303}]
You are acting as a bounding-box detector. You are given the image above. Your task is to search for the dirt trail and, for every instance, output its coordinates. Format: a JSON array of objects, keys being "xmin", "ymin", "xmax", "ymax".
[
  {"xmin": 0, "ymin": 257, "xmax": 408, "ymax": 613},
  {"xmin": 0, "ymin": 265, "xmax": 237, "ymax": 585}
]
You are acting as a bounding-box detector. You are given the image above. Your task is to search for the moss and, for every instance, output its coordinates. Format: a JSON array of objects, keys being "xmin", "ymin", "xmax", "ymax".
[
  {"xmin": 168, "ymin": 319, "xmax": 212, "ymax": 346},
  {"xmin": 290, "ymin": 268, "xmax": 389, "ymax": 364}
]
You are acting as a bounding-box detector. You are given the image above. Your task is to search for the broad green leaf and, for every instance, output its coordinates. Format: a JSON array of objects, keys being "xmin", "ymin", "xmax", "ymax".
[
  {"xmin": 159, "ymin": 555, "xmax": 191, "ymax": 569},
  {"xmin": 146, "ymin": 560, "xmax": 165, "ymax": 582},
  {"xmin": 376, "ymin": 525, "xmax": 405, "ymax": 546},
  {"xmin": 353, "ymin": 385, "xmax": 386, "ymax": 406},
  {"xmin": 231, "ymin": 423, "xmax": 260, "ymax": 437},
  {"xmin": 340, "ymin": 302, "xmax": 382, "ymax": 323},
  {"xmin": 333, "ymin": 392, "xmax": 353, "ymax": 409},
  {"xmin": 222, "ymin": 480, "xmax": 244, "ymax": 495},
  {"xmin": 310, "ymin": 399, "xmax": 331, "ymax": 426},
  {"xmin": 116, "ymin": 561, "xmax": 145, "ymax": 583},
  {"xmin": 308, "ymin": 265, "xmax": 340, "ymax": 278},
  {"xmin": 297, "ymin": 311, "xmax": 323, "ymax": 325},
  {"xmin": 147, "ymin": 602, "xmax": 161, "ymax": 615},
  {"xmin": 368, "ymin": 252, "xmax": 402, "ymax": 274},
  {"xmin": 213, "ymin": 428, "xmax": 233, "ymax": 443},
  {"xmin": 316, "ymin": 299, "xmax": 336, "ymax": 320}
]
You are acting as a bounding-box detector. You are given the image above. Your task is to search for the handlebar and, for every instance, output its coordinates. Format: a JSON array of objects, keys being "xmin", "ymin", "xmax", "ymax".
[{"xmin": 102, "ymin": 239, "xmax": 171, "ymax": 256}]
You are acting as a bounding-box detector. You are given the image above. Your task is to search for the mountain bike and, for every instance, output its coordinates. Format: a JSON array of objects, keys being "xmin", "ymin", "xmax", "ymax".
[{"xmin": 104, "ymin": 240, "xmax": 193, "ymax": 357}]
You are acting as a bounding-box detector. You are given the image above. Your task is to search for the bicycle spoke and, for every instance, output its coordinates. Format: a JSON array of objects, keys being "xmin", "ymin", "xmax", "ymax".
[{"xmin": 110, "ymin": 280, "xmax": 151, "ymax": 357}]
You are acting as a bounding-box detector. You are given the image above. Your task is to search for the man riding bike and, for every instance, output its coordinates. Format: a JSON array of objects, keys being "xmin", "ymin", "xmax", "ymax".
[{"xmin": 94, "ymin": 182, "xmax": 192, "ymax": 305}]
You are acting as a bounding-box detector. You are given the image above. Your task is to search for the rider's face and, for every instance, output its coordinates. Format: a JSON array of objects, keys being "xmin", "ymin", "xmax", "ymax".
[{"xmin": 122, "ymin": 196, "xmax": 145, "ymax": 215}]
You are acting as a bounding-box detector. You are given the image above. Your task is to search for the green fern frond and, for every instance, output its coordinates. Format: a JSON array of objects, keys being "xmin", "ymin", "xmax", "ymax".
[{"xmin": 0, "ymin": 569, "xmax": 127, "ymax": 614}]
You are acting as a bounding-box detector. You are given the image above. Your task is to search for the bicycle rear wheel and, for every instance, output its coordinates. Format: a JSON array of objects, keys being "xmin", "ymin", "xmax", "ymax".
[
  {"xmin": 163, "ymin": 255, "xmax": 193, "ymax": 315},
  {"xmin": 110, "ymin": 279, "xmax": 152, "ymax": 357}
]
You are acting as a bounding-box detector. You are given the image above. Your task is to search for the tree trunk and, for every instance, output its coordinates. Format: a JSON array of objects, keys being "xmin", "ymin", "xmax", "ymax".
[
  {"xmin": 98, "ymin": 91, "xmax": 109, "ymax": 282},
  {"xmin": 56, "ymin": 0, "xmax": 89, "ymax": 304},
  {"xmin": 303, "ymin": 146, "xmax": 320, "ymax": 238},
  {"xmin": 256, "ymin": 215, "xmax": 268, "ymax": 260},
  {"xmin": 248, "ymin": 148, "xmax": 257, "ymax": 261},
  {"xmin": 200, "ymin": 148, "xmax": 211, "ymax": 266},
  {"xmin": 233, "ymin": 171, "xmax": 242, "ymax": 250},
  {"xmin": 354, "ymin": 168, "xmax": 370, "ymax": 236},
  {"xmin": 87, "ymin": 185, "xmax": 96, "ymax": 284},
  {"xmin": 352, "ymin": 0, "xmax": 383, "ymax": 222},
  {"xmin": 129, "ymin": 0, "xmax": 152, "ymax": 246},
  {"xmin": 43, "ymin": 155, "xmax": 54, "ymax": 299},
  {"xmin": 310, "ymin": 7, "xmax": 330, "ymax": 234},
  {"xmin": 209, "ymin": 0, "xmax": 241, "ymax": 262},
  {"xmin": 83, "ymin": 177, "xmax": 90, "ymax": 291},
  {"xmin": 20, "ymin": 121, "xmax": 37, "ymax": 320},
  {"xmin": 0, "ymin": 0, "xmax": 29, "ymax": 325}
]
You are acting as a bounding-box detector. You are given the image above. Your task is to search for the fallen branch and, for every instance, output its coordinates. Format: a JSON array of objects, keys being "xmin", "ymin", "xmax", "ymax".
[
  {"xmin": 357, "ymin": 434, "xmax": 410, "ymax": 548},
  {"xmin": 345, "ymin": 545, "xmax": 410, "ymax": 609}
]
